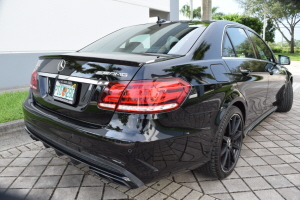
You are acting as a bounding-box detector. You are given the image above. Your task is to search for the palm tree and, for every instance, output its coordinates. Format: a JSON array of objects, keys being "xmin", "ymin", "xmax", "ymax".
[
  {"xmin": 180, "ymin": 4, "xmax": 192, "ymax": 19},
  {"xmin": 180, "ymin": 5, "xmax": 224, "ymax": 20}
]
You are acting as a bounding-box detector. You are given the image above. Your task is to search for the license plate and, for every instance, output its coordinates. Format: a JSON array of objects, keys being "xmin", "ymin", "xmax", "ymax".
[{"xmin": 53, "ymin": 80, "xmax": 77, "ymax": 104}]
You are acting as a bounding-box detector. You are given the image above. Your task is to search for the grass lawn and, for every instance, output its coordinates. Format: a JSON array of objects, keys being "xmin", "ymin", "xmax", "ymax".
[
  {"xmin": 0, "ymin": 91, "xmax": 28, "ymax": 123},
  {"xmin": 274, "ymin": 53, "xmax": 300, "ymax": 61}
]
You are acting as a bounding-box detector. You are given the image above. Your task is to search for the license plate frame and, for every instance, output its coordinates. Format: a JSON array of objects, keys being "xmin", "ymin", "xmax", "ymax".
[{"xmin": 53, "ymin": 80, "xmax": 77, "ymax": 105}]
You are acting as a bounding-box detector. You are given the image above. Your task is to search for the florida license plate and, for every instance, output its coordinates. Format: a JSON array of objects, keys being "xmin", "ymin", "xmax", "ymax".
[{"xmin": 53, "ymin": 80, "xmax": 77, "ymax": 104}]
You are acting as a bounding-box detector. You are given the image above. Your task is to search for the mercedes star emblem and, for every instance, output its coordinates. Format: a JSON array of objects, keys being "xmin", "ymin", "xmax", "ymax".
[{"xmin": 58, "ymin": 59, "xmax": 66, "ymax": 72}]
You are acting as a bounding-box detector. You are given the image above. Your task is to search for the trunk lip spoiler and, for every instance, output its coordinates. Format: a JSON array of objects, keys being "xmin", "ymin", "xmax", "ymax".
[{"xmin": 39, "ymin": 53, "xmax": 183, "ymax": 67}]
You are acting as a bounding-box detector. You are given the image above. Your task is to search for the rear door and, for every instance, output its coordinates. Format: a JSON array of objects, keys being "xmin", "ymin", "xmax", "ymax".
[{"xmin": 222, "ymin": 27, "xmax": 269, "ymax": 127}]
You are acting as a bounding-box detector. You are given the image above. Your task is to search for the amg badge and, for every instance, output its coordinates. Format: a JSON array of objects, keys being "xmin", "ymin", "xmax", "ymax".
[{"xmin": 96, "ymin": 71, "xmax": 128, "ymax": 77}]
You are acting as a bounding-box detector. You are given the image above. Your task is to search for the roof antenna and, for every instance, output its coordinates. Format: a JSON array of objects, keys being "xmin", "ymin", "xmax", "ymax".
[{"xmin": 156, "ymin": 16, "xmax": 166, "ymax": 27}]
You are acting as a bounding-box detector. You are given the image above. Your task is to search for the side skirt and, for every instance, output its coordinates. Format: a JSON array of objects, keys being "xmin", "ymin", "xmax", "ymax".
[{"xmin": 244, "ymin": 106, "xmax": 277, "ymax": 136}]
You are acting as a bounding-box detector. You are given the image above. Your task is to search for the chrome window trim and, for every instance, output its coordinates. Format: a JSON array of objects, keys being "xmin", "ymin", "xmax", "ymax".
[
  {"xmin": 221, "ymin": 24, "xmax": 238, "ymax": 58},
  {"xmin": 222, "ymin": 55, "xmax": 276, "ymax": 64},
  {"xmin": 38, "ymin": 72, "xmax": 109, "ymax": 85}
]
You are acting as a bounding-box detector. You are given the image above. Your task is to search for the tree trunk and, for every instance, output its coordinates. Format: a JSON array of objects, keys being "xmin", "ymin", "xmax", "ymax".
[
  {"xmin": 201, "ymin": 0, "xmax": 212, "ymax": 21},
  {"xmin": 190, "ymin": 0, "xmax": 193, "ymax": 20},
  {"xmin": 290, "ymin": 27, "xmax": 295, "ymax": 53}
]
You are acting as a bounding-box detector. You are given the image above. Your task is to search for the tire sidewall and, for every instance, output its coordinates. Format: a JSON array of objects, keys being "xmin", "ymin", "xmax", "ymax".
[{"xmin": 215, "ymin": 106, "xmax": 244, "ymax": 178}]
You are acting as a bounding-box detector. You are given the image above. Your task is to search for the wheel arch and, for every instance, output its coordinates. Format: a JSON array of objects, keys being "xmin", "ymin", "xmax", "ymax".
[
  {"xmin": 232, "ymin": 101, "xmax": 246, "ymax": 123},
  {"xmin": 216, "ymin": 94, "xmax": 247, "ymax": 129}
]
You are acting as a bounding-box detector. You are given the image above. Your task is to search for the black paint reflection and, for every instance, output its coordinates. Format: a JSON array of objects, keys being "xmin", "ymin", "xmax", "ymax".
[
  {"xmin": 192, "ymin": 41, "xmax": 211, "ymax": 60},
  {"xmin": 163, "ymin": 64, "xmax": 214, "ymax": 84},
  {"xmin": 224, "ymin": 59, "xmax": 269, "ymax": 127}
]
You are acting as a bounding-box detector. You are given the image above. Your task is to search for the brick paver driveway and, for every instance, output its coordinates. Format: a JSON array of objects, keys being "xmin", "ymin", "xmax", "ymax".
[{"xmin": 1, "ymin": 64, "xmax": 300, "ymax": 200}]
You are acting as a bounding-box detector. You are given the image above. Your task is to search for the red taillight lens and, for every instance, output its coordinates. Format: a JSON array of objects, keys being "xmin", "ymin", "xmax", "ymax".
[
  {"xmin": 98, "ymin": 82, "xmax": 129, "ymax": 110},
  {"xmin": 98, "ymin": 78, "xmax": 191, "ymax": 113},
  {"xmin": 30, "ymin": 70, "xmax": 38, "ymax": 90}
]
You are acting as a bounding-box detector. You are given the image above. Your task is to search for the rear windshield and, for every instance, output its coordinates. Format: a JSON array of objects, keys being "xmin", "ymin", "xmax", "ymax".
[{"xmin": 80, "ymin": 22, "xmax": 209, "ymax": 55}]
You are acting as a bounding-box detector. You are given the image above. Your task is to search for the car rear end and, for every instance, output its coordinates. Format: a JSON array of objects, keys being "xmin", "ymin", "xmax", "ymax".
[
  {"xmin": 23, "ymin": 22, "xmax": 215, "ymax": 188},
  {"xmin": 24, "ymin": 54, "xmax": 148, "ymax": 188}
]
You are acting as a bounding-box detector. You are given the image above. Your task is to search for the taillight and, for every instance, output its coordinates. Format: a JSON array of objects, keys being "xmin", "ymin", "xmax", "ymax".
[
  {"xmin": 98, "ymin": 78, "xmax": 191, "ymax": 113},
  {"xmin": 30, "ymin": 70, "xmax": 38, "ymax": 90},
  {"xmin": 30, "ymin": 60, "xmax": 43, "ymax": 90}
]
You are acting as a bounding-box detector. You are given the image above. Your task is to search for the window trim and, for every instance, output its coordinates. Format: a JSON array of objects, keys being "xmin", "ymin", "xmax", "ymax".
[{"xmin": 222, "ymin": 32, "xmax": 237, "ymax": 57}]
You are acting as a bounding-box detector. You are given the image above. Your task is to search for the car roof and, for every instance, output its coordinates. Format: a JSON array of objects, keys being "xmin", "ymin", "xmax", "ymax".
[{"xmin": 145, "ymin": 20, "xmax": 255, "ymax": 32}]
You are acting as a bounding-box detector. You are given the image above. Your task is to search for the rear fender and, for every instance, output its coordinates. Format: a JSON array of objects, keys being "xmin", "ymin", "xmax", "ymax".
[{"xmin": 215, "ymin": 90, "xmax": 247, "ymax": 134}]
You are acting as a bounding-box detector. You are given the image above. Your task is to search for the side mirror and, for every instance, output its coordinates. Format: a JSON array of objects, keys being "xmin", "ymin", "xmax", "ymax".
[{"xmin": 278, "ymin": 55, "xmax": 290, "ymax": 65}]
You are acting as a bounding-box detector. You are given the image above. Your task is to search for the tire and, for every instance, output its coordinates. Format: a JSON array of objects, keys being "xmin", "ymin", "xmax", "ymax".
[
  {"xmin": 276, "ymin": 81, "xmax": 293, "ymax": 112},
  {"xmin": 196, "ymin": 106, "xmax": 244, "ymax": 178}
]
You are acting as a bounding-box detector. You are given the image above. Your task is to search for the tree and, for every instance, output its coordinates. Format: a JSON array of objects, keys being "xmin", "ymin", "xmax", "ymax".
[
  {"xmin": 265, "ymin": 19, "xmax": 276, "ymax": 43},
  {"xmin": 214, "ymin": 14, "xmax": 263, "ymax": 35},
  {"xmin": 180, "ymin": 4, "xmax": 192, "ymax": 19},
  {"xmin": 295, "ymin": 39, "xmax": 300, "ymax": 47},
  {"xmin": 180, "ymin": 5, "xmax": 223, "ymax": 20},
  {"xmin": 235, "ymin": 0, "xmax": 300, "ymax": 53}
]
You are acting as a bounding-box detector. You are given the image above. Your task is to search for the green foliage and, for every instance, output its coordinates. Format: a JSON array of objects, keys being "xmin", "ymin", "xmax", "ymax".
[
  {"xmin": 193, "ymin": 7, "xmax": 201, "ymax": 19},
  {"xmin": 272, "ymin": 46, "xmax": 300, "ymax": 53},
  {"xmin": 235, "ymin": 0, "xmax": 300, "ymax": 53},
  {"xmin": 214, "ymin": 14, "xmax": 263, "ymax": 34},
  {"xmin": 265, "ymin": 19, "xmax": 276, "ymax": 43},
  {"xmin": 0, "ymin": 91, "xmax": 28, "ymax": 123},
  {"xmin": 180, "ymin": 5, "xmax": 224, "ymax": 20},
  {"xmin": 271, "ymin": 47, "xmax": 282, "ymax": 53},
  {"xmin": 180, "ymin": 4, "xmax": 192, "ymax": 19}
]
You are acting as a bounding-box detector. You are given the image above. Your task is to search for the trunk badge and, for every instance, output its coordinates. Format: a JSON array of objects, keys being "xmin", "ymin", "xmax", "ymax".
[
  {"xmin": 58, "ymin": 59, "xmax": 66, "ymax": 71},
  {"xmin": 95, "ymin": 71, "xmax": 128, "ymax": 77}
]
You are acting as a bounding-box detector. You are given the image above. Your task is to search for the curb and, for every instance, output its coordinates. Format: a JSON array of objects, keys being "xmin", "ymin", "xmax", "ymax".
[
  {"xmin": 0, "ymin": 86, "xmax": 29, "ymax": 94},
  {"xmin": 0, "ymin": 119, "xmax": 25, "ymax": 139}
]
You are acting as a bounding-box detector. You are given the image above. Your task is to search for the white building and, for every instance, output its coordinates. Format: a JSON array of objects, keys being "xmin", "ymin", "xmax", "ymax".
[{"xmin": 0, "ymin": 0, "xmax": 179, "ymax": 52}]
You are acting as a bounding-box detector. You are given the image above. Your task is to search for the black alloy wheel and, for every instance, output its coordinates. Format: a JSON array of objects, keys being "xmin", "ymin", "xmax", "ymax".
[
  {"xmin": 197, "ymin": 106, "xmax": 244, "ymax": 178},
  {"xmin": 220, "ymin": 113, "xmax": 243, "ymax": 173}
]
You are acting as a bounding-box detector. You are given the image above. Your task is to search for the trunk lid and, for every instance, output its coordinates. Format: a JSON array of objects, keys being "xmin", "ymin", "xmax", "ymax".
[{"xmin": 33, "ymin": 52, "xmax": 167, "ymax": 126}]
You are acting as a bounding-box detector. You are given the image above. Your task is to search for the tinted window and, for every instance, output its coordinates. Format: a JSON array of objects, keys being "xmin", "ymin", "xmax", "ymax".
[
  {"xmin": 80, "ymin": 22, "xmax": 209, "ymax": 55},
  {"xmin": 227, "ymin": 28, "xmax": 256, "ymax": 58},
  {"xmin": 247, "ymin": 31, "xmax": 274, "ymax": 62},
  {"xmin": 223, "ymin": 33, "xmax": 236, "ymax": 57}
]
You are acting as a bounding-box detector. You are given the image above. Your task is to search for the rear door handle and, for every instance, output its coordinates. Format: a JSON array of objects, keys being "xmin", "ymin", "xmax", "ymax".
[{"xmin": 240, "ymin": 68, "xmax": 250, "ymax": 75}]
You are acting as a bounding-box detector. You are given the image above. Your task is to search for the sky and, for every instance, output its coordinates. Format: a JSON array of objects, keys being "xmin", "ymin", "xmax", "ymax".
[{"xmin": 179, "ymin": 0, "xmax": 300, "ymax": 43}]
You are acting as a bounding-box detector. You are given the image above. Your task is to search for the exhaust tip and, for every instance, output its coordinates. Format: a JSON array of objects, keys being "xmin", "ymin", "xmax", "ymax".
[{"xmin": 90, "ymin": 167, "xmax": 134, "ymax": 188}]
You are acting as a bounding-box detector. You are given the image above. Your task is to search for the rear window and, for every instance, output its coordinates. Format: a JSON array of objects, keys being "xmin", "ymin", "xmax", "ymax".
[{"xmin": 80, "ymin": 22, "xmax": 209, "ymax": 55}]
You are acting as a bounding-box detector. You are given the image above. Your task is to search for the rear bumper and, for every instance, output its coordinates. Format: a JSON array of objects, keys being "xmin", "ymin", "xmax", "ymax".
[
  {"xmin": 24, "ymin": 124, "xmax": 142, "ymax": 188},
  {"xmin": 23, "ymin": 92, "xmax": 213, "ymax": 188}
]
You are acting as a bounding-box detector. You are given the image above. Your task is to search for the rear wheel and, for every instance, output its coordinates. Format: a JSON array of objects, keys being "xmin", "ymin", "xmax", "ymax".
[
  {"xmin": 276, "ymin": 81, "xmax": 293, "ymax": 112},
  {"xmin": 197, "ymin": 106, "xmax": 244, "ymax": 178}
]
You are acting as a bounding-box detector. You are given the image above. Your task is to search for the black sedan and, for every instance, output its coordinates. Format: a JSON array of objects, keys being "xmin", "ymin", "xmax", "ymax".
[{"xmin": 23, "ymin": 20, "xmax": 293, "ymax": 188}]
